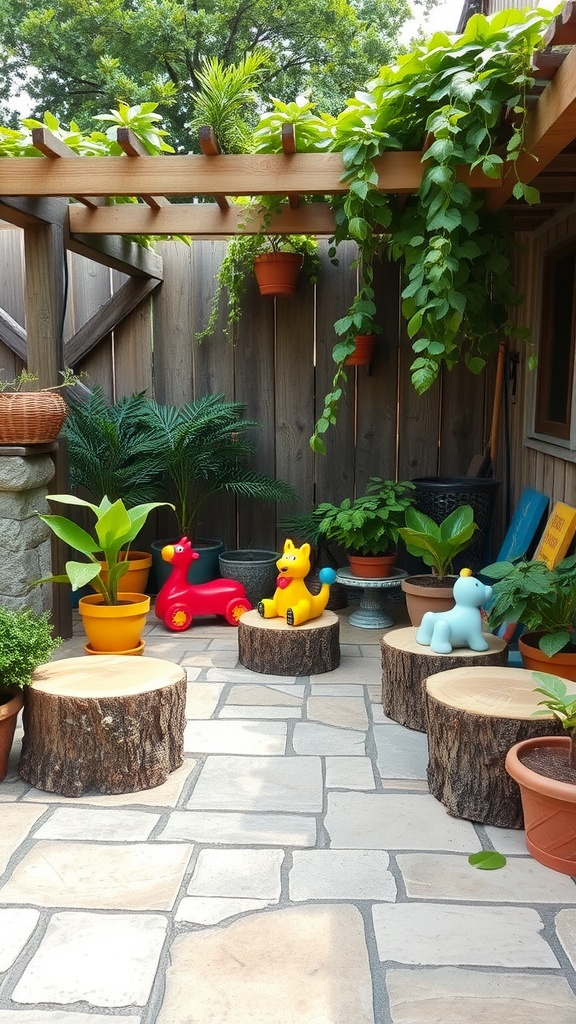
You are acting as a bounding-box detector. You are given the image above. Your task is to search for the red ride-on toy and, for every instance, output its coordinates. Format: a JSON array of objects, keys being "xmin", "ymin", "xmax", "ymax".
[{"xmin": 155, "ymin": 537, "xmax": 252, "ymax": 631}]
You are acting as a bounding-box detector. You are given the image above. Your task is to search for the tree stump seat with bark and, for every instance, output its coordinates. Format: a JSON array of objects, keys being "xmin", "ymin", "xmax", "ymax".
[
  {"xmin": 19, "ymin": 656, "xmax": 187, "ymax": 797},
  {"xmin": 425, "ymin": 665, "xmax": 564, "ymax": 828},
  {"xmin": 381, "ymin": 627, "xmax": 508, "ymax": 731},
  {"xmin": 238, "ymin": 609, "xmax": 340, "ymax": 675}
]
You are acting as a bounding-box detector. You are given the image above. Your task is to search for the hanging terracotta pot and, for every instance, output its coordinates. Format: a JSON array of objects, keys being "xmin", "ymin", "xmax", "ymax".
[
  {"xmin": 254, "ymin": 252, "xmax": 303, "ymax": 297},
  {"xmin": 505, "ymin": 735, "xmax": 576, "ymax": 875},
  {"xmin": 401, "ymin": 575, "xmax": 457, "ymax": 627},
  {"xmin": 78, "ymin": 593, "xmax": 150, "ymax": 654},
  {"xmin": 0, "ymin": 689, "xmax": 24, "ymax": 782},
  {"xmin": 518, "ymin": 631, "xmax": 576, "ymax": 683},
  {"xmin": 347, "ymin": 553, "xmax": 396, "ymax": 579},
  {"xmin": 344, "ymin": 334, "xmax": 377, "ymax": 366}
]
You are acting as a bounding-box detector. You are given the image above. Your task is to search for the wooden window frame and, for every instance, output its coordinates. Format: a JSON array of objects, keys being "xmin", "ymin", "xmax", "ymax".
[{"xmin": 534, "ymin": 239, "xmax": 576, "ymax": 442}]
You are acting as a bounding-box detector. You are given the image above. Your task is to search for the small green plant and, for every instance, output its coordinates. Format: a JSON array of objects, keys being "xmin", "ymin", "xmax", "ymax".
[
  {"xmin": 316, "ymin": 479, "xmax": 415, "ymax": 556},
  {"xmin": 0, "ymin": 607, "xmax": 61, "ymax": 698},
  {"xmin": 398, "ymin": 505, "xmax": 478, "ymax": 579},
  {"xmin": 33, "ymin": 495, "xmax": 173, "ymax": 604},
  {"xmin": 482, "ymin": 555, "xmax": 576, "ymax": 658},
  {"xmin": 531, "ymin": 672, "xmax": 576, "ymax": 768}
]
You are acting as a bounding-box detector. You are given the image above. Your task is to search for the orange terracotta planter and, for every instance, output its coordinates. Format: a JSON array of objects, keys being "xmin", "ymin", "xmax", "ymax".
[
  {"xmin": 519, "ymin": 632, "xmax": 576, "ymax": 682},
  {"xmin": 401, "ymin": 575, "xmax": 456, "ymax": 627},
  {"xmin": 253, "ymin": 252, "xmax": 303, "ymax": 296},
  {"xmin": 506, "ymin": 735, "xmax": 576, "ymax": 875},
  {"xmin": 78, "ymin": 593, "xmax": 150, "ymax": 654},
  {"xmin": 0, "ymin": 690, "xmax": 24, "ymax": 782},
  {"xmin": 344, "ymin": 334, "xmax": 377, "ymax": 366},
  {"xmin": 347, "ymin": 553, "xmax": 396, "ymax": 579}
]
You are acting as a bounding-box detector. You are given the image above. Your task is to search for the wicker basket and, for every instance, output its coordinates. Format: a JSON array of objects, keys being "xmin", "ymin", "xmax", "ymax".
[{"xmin": 0, "ymin": 391, "xmax": 68, "ymax": 444}]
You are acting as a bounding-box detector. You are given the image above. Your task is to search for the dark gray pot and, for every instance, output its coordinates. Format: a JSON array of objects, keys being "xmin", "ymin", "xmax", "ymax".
[{"xmin": 219, "ymin": 549, "xmax": 279, "ymax": 608}]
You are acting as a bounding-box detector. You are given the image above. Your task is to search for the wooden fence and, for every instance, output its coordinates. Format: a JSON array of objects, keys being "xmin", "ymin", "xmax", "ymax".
[{"xmin": 0, "ymin": 229, "xmax": 497, "ymax": 553}]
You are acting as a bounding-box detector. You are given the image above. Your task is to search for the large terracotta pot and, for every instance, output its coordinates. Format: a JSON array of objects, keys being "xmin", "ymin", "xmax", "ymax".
[
  {"xmin": 78, "ymin": 593, "xmax": 150, "ymax": 654},
  {"xmin": 253, "ymin": 252, "xmax": 303, "ymax": 296},
  {"xmin": 506, "ymin": 735, "xmax": 576, "ymax": 875},
  {"xmin": 0, "ymin": 690, "xmax": 24, "ymax": 782},
  {"xmin": 401, "ymin": 574, "xmax": 456, "ymax": 627},
  {"xmin": 518, "ymin": 632, "xmax": 576, "ymax": 682},
  {"xmin": 347, "ymin": 553, "xmax": 396, "ymax": 579}
]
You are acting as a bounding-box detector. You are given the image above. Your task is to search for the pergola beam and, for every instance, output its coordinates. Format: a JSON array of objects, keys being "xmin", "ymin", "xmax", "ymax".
[
  {"xmin": 68, "ymin": 200, "xmax": 337, "ymax": 236},
  {"xmin": 0, "ymin": 151, "xmax": 500, "ymax": 200}
]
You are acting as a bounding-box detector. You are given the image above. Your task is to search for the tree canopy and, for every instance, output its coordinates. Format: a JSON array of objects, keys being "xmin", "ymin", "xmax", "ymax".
[{"xmin": 0, "ymin": 0, "xmax": 427, "ymax": 150}]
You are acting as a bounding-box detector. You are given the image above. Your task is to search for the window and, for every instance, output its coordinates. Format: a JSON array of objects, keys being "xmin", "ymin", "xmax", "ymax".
[{"xmin": 534, "ymin": 241, "xmax": 576, "ymax": 442}]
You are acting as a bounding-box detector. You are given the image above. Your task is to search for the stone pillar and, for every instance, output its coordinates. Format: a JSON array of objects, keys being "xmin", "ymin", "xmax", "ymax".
[{"xmin": 0, "ymin": 453, "xmax": 55, "ymax": 614}]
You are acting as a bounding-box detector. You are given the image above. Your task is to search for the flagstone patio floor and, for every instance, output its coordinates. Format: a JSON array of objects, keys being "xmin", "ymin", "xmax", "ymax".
[{"xmin": 1, "ymin": 602, "xmax": 576, "ymax": 1023}]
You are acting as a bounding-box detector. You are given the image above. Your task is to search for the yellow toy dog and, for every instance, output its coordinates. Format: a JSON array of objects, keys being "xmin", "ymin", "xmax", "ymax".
[{"xmin": 257, "ymin": 539, "xmax": 337, "ymax": 626}]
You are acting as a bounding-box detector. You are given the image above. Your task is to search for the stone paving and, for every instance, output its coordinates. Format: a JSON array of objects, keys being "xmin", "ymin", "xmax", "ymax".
[{"xmin": 1, "ymin": 603, "xmax": 576, "ymax": 1023}]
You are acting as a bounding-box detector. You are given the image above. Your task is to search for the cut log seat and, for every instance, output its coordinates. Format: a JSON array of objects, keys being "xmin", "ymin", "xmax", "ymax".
[
  {"xmin": 381, "ymin": 627, "xmax": 508, "ymax": 731},
  {"xmin": 425, "ymin": 665, "xmax": 564, "ymax": 828},
  {"xmin": 238, "ymin": 609, "xmax": 340, "ymax": 675},
  {"xmin": 19, "ymin": 656, "xmax": 187, "ymax": 797}
]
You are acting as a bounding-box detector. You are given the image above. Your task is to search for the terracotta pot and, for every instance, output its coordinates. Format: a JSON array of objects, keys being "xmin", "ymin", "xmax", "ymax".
[
  {"xmin": 78, "ymin": 593, "xmax": 150, "ymax": 654},
  {"xmin": 0, "ymin": 689, "xmax": 24, "ymax": 782},
  {"xmin": 401, "ymin": 574, "xmax": 456, "ymax": 627},
  {"xmin": 347, "ymin": 553, "xmax": 396, "ymax": 579},
  {"xmin": 519, "ymin": 631, "xmax": 576, "ymax": 682},
  {"xmin": 0, "ymin": 391, "xmax": 68, "ymax": 444},
  {"xmin": 344, "ymin": 334, "xmax": 377, "ymax": 366},
  {"xmin": 99, "ymin": 551, "xmax": 152, "ymax": 595},
  {"xmin": 253, "ymin": 252, "xmax": 303, "ymax": 297},
  {"xmin": 506, "ymin": 735, "xmax": 576, "ymax": 875}
]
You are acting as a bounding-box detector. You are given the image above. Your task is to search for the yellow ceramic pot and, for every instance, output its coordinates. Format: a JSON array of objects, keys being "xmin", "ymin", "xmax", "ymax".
[
  {"xmin": 98, "ymin": 551, "xmax": 152, "ymax": 595},
  {"xmin": 78, "ymin": 593, "xmax": 150, "ymax": 654}
]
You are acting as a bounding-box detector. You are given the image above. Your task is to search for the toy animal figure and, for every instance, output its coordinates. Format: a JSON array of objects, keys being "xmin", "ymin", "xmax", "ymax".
[
  {"xmin": 416, "ymin": 568, "xmax": 494, "ymax": 654},
  {"xmin": 257, "ymin": 539, "xmax": 337, "ymax": 626},
  {"xmin": 155, "ymin": 537, "xmax": 252, "ymax": 631}
]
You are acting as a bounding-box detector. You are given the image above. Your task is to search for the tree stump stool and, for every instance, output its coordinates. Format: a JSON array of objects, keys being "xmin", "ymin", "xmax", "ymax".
[
  {"xmin": 238, "ymin": 610, "xmax": 340, "ymax": 675},
  {"xmin": 19, "ymin": 656, "xmax": 187, "ymax": 797},
  {"xmin": 426, "ymin": 666, "xmax": 564, "ymax": 828},
  {"xmin": 381, "ymin": 627, "xmax": 508, "ymax": 731}
]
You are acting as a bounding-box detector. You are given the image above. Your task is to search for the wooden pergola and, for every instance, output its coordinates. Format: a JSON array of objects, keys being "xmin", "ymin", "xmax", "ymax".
[{"xmin": 1, "ymin": 5, "xmax": 576, "ymax": 392}]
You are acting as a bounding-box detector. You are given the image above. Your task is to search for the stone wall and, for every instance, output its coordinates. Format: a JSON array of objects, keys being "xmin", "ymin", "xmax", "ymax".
[{"xmin": 0, "ymin": 454, "xmax": 55, "ymax": 614}]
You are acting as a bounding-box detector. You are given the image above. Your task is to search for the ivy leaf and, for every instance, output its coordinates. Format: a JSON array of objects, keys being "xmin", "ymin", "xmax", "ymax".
[{"xmin": 468, "ymin": 851, "xmax": 507, "ymax": 870}]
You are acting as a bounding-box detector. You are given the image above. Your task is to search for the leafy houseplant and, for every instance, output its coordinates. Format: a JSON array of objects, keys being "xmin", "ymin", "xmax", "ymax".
[
  {"xmin": 398, "ymin": 504, "xmax": 478, "ymax": 626},
  {"xmin": 482, "ymin": 554, "xmax": 576, "ymax": 673},
  {"xmin": 0, "ymin": 607, "xmax": 61, "ymax": 781},
  {"xmin": 34, "ymin": 495, "xmax": 173, "ymax": 654},
  {"xmin": 316, "ymin": 478, "xmax": 415, "ymax": 577},
  {"xmin": 505, "ymin": 672, "xmax": 576, "ymax": 875}
]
